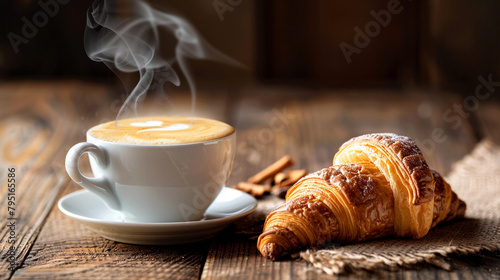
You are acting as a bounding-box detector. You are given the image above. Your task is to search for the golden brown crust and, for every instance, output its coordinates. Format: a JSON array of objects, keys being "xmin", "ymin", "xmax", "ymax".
[
  {"xmin": 258, "ymin": 195, "xmax": 339, "ymax": 260},
  {"xmin": 333, "ymin": 133, "xmax": 435, "ymax": 238},
  {"xmin": 456, "ymin": 200, "xmax": 466, "ymax": 218},
  {"xmin": 447, "ymin": 193, "xmax": 458, "ymax": 221},
  {"xmin": 296, "ymin": 163, "xmax": 395, "ymax": 242},
  {"xmin": 338, "ymin": 133, "xmax": 434, "ymax": 205},
  {"xmin": 302, "ymin": 164, "xmax": 378, "ymax": 206},
  {"xmin": 432, "ymin": 170, "xmax": 446, "ymax": 225},
  {"xmin": 259, "ymin": 162, "xmax": 395, "ymax": 259},
  {"xmin": 257, "ymin": 133, "xmax": 467, "ymax": 260}
]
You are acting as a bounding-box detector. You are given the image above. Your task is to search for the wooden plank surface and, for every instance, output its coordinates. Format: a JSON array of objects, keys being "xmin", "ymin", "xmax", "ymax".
[
  {"xmin": 0, "ymin": 82, "xmax": 498, "ymax": 279},
  {"xmin": 8, "ymin": 84, "xmax": 231, "ymax": 280},
  {"xmin": 200, "ymin": 87, "xmax": 491, "ymax": 280},
  {"xmin": 13, "ymin": 183, "xmax": 209, "ymax": 280},
  {"xmin": 0, "ymin": 81, "xmax": 113, "ymax": 280}
]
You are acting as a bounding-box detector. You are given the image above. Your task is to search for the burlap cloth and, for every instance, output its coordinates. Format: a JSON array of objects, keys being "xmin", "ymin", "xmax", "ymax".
[
  {"xmin": 235, "ymin": 139, "xmax": 500, "ymax": 274},
  {"xmin": 300, "ymin": 139, "xmax": 500, "ymax": 274}
]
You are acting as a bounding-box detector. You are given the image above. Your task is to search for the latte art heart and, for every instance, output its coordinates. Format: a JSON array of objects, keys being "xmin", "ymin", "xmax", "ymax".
[
  {"xmin": 130, "ymin": 120, "xmax": 164, "ymax": 127},
  {"xmin": 130, "ymin": 120, "xmax": 191, "ymax": 133},
  {"xmin": 89, "ymin": 116, "xmax": 234, "ymax": 145},
  {"xmin": 139, "ymin": 123, "xmax": 190, "ymax": 133}
]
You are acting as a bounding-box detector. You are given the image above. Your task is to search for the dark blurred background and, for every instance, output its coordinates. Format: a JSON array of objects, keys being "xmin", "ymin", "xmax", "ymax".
[{"xmin": 1, "ymin": 0, "xmax": 500, "ymax": 95}]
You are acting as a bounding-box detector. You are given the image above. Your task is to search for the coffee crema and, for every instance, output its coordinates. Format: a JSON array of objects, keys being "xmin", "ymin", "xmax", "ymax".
[{"xmin": 89, "ymin": 116, "xmax": 234, "ymax": 145}]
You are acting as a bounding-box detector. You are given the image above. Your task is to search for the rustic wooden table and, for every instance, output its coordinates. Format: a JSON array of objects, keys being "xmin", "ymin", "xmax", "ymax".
[{"xmin": 0, "ymin": 81, "xmax": 499, "ymax": 280}]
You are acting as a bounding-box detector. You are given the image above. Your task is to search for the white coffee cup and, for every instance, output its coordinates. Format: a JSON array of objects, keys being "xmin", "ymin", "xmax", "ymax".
[{"xmin": 65, "ymin": 127, "xmax": 236, "ymax": 223}]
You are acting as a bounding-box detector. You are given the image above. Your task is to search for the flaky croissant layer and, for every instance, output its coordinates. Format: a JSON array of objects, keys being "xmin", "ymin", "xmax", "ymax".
[{"xmin": 257, "ymin": 133, "xmax": 466, "ymax": 260}]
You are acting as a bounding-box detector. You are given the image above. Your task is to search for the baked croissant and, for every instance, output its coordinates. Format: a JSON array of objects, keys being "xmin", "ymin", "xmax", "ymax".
[{"xmin": 257, "ymin": 133, "xmax": 466, "ymax": 260}]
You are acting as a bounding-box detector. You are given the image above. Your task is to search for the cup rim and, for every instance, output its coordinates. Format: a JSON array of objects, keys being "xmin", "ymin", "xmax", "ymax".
[{"xmin": 86, "ymin": 128, "xmax": 235, "ymax": 147}]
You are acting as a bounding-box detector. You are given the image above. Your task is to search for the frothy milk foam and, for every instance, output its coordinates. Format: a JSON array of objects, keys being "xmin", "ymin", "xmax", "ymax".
[{"xmin": 89, "ymin": 116, "xmax": 234, "ymax": 145}]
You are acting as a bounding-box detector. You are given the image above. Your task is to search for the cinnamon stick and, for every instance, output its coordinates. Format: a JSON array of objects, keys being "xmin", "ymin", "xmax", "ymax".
[
  {"xmin": 274, "ymin": 172, "xmax": 287, "ymax": 185},
  {"xmin": 271, "ymin": 169, "xmax": 308, "ymax": 198},
  {"xmin": 279, "ymin": 169, "xmax": 307, "ymax": 187},
  {"xmin": 248, "ymin": 155, "xmax": 294, "ymax": 184},
  {"xmin": 236, "ymin": 182, "xmax": 269, "ymax": 198}
]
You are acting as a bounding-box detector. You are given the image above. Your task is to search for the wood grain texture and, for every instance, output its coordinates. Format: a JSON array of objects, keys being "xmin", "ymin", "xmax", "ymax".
[
  {"xmin": 201, "ymin": 87, "xmax": 488, "ymax": 280},
  {"xmin": 0, "ymin": 81, "xmax": 114, "ymax": 280},
  {"xmin": 12, "ymin": 183, "xmax": 209, "ymax": 280},
  {"xmin": 9, "ymin": 85, "xmax": 231, "ymax": 280},
  {"xmin": 1, "ymin": 82, "xmax": 498, "ymax": 279}
]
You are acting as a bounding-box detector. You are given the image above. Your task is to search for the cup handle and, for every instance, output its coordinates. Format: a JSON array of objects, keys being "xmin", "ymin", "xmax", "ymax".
[{"xmin": 65, "ymin": 142, "xmax": 121, "ymax": 210}]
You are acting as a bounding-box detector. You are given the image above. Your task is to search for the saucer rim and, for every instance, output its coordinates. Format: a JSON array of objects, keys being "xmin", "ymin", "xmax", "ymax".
[{"xmin": 58, "ymin": 188, "xmax": 257, "ymax": 228}]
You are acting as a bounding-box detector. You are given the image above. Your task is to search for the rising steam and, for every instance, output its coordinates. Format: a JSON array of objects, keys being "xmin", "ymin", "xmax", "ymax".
[{"xmin": 84, "ymin": 0, "xmax": 242, "ymax": 121}]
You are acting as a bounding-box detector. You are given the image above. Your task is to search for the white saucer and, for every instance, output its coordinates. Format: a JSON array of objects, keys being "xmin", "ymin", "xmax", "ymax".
[{"xmin": 58, "ymin": 187, "xmax": 257, "ymax": 245}]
